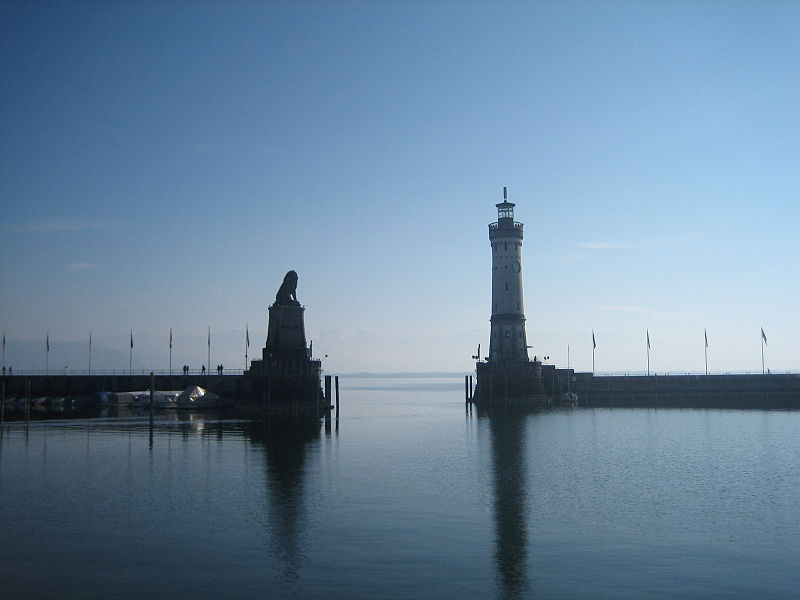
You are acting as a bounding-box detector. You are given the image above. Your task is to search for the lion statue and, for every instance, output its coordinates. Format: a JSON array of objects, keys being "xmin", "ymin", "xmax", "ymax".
[{"xmin": 275, "ymin": 270, "xmax": 300, "ymax": 306}]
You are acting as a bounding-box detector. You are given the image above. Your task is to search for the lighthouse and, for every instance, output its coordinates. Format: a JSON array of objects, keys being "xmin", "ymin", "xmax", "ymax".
[
  {"xmin": 474, "ymin": 188, "xmax": 543, "ymax": 403},
  {"xmin": 489, "ymin": 187, "xmax": 529, "ymax": 364}
]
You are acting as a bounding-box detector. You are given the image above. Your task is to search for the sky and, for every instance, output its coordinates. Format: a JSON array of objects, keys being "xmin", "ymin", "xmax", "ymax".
[{"xmin": 1, "ymin": 1, "xmax": 799, "ymax": 375}]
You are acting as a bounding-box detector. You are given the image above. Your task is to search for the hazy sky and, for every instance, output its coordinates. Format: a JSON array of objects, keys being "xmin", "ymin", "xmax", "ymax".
[{"xmin": 2, "ymin": 1, "xmax": 799, "ymax": 374}]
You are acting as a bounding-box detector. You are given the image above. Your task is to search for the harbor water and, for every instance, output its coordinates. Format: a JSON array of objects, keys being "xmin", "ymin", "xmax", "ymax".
[{"xmin": 2, "ymin": 376, "xmax": 799, "ymax": 599}]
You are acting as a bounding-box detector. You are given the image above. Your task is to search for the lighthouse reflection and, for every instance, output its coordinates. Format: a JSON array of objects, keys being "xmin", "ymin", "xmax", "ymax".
[
  {"xmin": 478, "ymin": 405, "xmax": 535, "ymax": 598},
  {"xmin": 242, "ymin": 415, "xmax": 321, "ymax": 584}
]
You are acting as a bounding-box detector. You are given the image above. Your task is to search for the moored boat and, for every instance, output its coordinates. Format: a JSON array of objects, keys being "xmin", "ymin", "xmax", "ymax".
[{"xmin": 175, "ymin": 386, "xmax": 220, "ymax": 409}]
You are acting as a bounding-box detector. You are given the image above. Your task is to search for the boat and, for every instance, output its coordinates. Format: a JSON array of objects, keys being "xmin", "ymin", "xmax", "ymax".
[
  {"xmin": 560, "ymin": 391, "xmax": 579, "ymax": 405},
  {"xmin": 152, "ymin": 391, "xmax": 181, "ymax": 408},
  {"xmin": 92, "ymin": 391, "xmax": 112, "ymax": 405},
  {"xmin": 175, "ymin": 386, "xmax": 220, "ymax": 409},
  {"xmin": 113, "ymin": 390, "xmax": 183, "ymax": 408}
]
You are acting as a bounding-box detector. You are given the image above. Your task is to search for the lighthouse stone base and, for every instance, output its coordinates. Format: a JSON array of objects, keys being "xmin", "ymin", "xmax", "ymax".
[{"xmin": 474, "ymin": 360, "xmax": 545, "ymax": 403}]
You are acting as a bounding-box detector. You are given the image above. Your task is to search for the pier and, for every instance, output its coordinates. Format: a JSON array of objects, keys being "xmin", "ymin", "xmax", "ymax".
[
  {"xmin": 1, "ymin": 372, "xmax": 245, "ymax": 402},
  {"xmin": 569, "ymin": 371, "xmax": 800, "ymax": 408},
  {"xmin": 0, "ymin": 272, "xmax": 334, "ymax": 413},
  {"xmin": 469, "ymin": 368, "xmax": 800, "ymax": 409}
]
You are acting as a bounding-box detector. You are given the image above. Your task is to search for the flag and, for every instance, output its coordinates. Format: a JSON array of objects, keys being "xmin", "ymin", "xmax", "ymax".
[
  {"xmin": 704, "ymin": 328, "xmax": 708, "ymax": 348},
  {"xmin": 169, "ymin": 328, "xmax": 173, "ymax": 349},
  {"xmin": 761, "ymin": 327, "xmax": 767, "ymax": 344},
  {"xmin": 208, "ymin": 326, "xmax": 211, "ymax": 348},
  {"xmin": 246, "ymin": 324, "xmax": 250, "ymax": 348},
  {"xmin": 89, "ymin": 330, "xmax": 92, "ymax": 351},
  {"xmin": 47, "ymin": 333, "xmax": 50, "ymax": 352},
  {"xmin": 2, "ymin": 331, "xmax": 5, "ymax": 352},
  {"xmin": 130, "ymin": 330, "xmax": 133, "ymax": 348},
  {"xmin": 646, "ymin": 329, "xmax": 651, "ymax": 350},
  {"xmin": 592, "ymin": 330, "xmax": 596, "ymax": 350}
]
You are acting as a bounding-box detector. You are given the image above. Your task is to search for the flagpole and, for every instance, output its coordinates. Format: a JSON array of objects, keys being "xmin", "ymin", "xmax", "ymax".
[
  {"xmin": 89, "ymin": 330, "xmax": 92, "ymax": 375},
  {"xmin": 169, "ymin": 328, "xmax": 173, "ymax": 375},
  {"xmin": 46, "ymin": 333, "xmax": 50, "ymax": 374},
  {"xmin": 129, "ymin": 330, "xmax": 133, "ymax": 374},
  {"xmin": 207, "ymin": 325, "xmax": 211, "ymax": 375},
  {"xmin": 245, "ymin": 323, "xmax": 249, "ymax": 370},
  {"xmin": 2, "ymin": 331, "xmax": 5, "ymax": 373},
  {"xmin": 761, "ymin": 328, "xmax": 765, "ymax": 375},
  {"xmin": 704, "ymin": 329, "xmax": 708, "ymax": 376},
  {"xmin": 567, "ymin": 344, "xmax": 570, "ymax": 370},
  {"xmin": 646, "ymin": 329, "xmax": 650, "ymax": 376},
  {"xmin": 592, "ymin": 330, "xmax": 596, "ymax": 375}
]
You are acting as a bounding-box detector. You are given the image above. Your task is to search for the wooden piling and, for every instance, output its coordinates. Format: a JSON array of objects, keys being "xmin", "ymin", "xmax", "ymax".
[
  {"xmin": 335, "ymin": 376, "xmax": 340, "ymax": 422},
  {"xmin": 465, "ymin": 375, "xmax": 469, "ymax": 403},
  {"xmin": 469, "ymin": 375, "xmax": 473, "ymax": 400},
  {"xmin": 324, "ymin": 375, "xmax": 332, "ymax": 412},
  {"xmin": 149, "ymin": 372, "xmax": 155, "ymax": 415},
  {"xmin": 25, "ymin": 378, "xmax": 30, "ymax": 421},
  {"xmin": 148, "ymin": 371, "xmax": 155, "ymax": 447}
]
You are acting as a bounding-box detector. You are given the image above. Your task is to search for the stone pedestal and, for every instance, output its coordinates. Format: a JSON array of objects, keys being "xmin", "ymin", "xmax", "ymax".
[
  {"xmin": 245, "ymin": 303, "xmax": 321, "ymax": 410},
  {"xmin": 265, "ymin": 304, "xmax": 308, "ymax": 361}
]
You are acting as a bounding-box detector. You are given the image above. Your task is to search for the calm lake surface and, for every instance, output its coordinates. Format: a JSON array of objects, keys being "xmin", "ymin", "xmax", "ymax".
[{"xmin": 2, "ymin": 376, "xmax": 799, "ymax": 599}]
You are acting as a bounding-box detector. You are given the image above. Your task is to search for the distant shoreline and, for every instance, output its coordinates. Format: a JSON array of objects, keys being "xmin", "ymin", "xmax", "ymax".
[
  {"xmin": 336, "ymin": 370, "xmax": 799, "ymax": 378},
  {"xmin": 336, "ymin": 372, "xmax": 467, "ymax": 379}
]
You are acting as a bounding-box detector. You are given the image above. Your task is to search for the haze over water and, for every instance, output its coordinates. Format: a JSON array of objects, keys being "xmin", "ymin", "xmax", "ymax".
[{"xmin": 2, "ymin": 377, "xmax": 799, "ymax": 599}]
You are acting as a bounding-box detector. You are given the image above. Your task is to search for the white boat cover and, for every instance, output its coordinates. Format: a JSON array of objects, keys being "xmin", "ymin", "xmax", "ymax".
[{"xmin": 176, "ymin": 386, "xmax": 220, "ymax": 407}]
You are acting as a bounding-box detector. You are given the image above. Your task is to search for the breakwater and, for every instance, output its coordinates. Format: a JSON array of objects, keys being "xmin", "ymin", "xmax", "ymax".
[
  {"xmin": 555, "ymin": 368, "xmax": 800, "ymax": 408},
  {"xmin": 472, "ymin": 364, "xmax": 800, "ymax": 408}
]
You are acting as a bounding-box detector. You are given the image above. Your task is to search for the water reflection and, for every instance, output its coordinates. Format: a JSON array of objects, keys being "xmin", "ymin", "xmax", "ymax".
[
  {"xmin": 478, "ymin": 405, "xmax": 535, "ymax": 599},
  {"xmin": 242, "ymin": 415, "xmax": 321, "ymax": 585}
]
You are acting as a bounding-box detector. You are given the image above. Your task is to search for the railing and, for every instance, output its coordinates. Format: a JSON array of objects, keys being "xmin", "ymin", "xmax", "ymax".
[
  {"xmin": 489, "ymin": 221, "xmax": 524, "ymax": 231},
  {"xmin": 1, "ymin": 369, "xmax": 247, "ymax": 376}
]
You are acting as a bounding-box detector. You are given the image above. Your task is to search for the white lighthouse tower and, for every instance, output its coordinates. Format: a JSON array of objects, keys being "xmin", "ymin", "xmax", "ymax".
[
  {"xmin": 489, "ymin": 187, "xmax": 529, "ymax": 364},
  {"xmin": 475, "ymin": 187, "xmax": 543, "ymax": 403}
]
